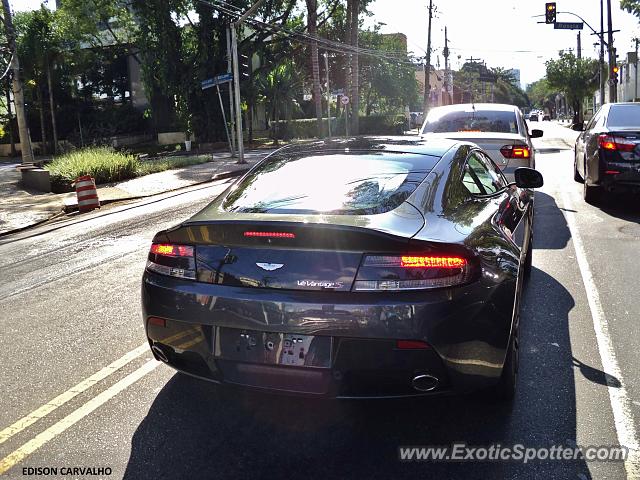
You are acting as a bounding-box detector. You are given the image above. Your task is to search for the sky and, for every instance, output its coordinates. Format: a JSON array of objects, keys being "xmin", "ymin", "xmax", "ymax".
[
  {"xmin": 367, "ymin": 0, "xmax": 640, "ymax": 87},
  {"xmin": 10, "ymin": 0, "xmax": 640, "ymax": 87}
]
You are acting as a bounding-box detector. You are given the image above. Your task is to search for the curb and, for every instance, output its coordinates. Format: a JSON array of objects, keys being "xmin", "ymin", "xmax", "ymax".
[{"xmin": 62, "ymin": 167, "xmax": 251, "ymax": 213}]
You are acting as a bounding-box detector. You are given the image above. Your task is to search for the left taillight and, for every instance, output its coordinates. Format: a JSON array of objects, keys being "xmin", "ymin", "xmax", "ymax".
[
  {"xmin": 500, "ymin": 145, "xmax": 531, "ymax": 159},
  {"xmin": 146, "ymin": 243, "xmax": 196, "ymax": 280},
  {"xmin": 353, "ymin": 254, "xmax": 473, "ymax": 291}
]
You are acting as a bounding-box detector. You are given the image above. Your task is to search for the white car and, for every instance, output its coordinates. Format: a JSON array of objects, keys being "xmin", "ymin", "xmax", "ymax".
[{"xmin": 420, "ymin": 103, "xmax": 543, "ymax": 180}]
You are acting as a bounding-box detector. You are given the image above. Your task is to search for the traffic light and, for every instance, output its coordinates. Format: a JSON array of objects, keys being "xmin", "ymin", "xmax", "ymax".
[
  {"xmin": 611, "ymin": 65, "xmax": 619, "ymax": 84},
  {"xmin": 545, "ymin": 2, "xmax": 557, "ymax": 24}
]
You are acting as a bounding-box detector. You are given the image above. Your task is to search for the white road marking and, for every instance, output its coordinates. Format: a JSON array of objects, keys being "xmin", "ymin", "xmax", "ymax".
[
  {"xmin": 0, "ymin": 360, "xmax": 160, "ymax": 475},
  {"xmin": 561, "ymin": 189, "xmax": 640, "ymax": 478},
  {"xmin": 0, "ymin": 343, "xmax": 148, "ymax": 446}
]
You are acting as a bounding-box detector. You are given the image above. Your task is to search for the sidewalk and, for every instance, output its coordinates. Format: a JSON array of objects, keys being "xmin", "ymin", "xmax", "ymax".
[{"xmin": 0, "ymin": 150, "xmax": 269, "ymax": 236}]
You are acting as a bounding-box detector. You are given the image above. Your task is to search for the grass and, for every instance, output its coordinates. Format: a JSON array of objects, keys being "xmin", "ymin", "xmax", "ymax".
[{"xmin": 46, "ymin": 147, "xmax": 211, "ymax": 193}]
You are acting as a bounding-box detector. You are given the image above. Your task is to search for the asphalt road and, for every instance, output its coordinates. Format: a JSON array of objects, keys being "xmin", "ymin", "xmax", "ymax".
[{"xmin": 1, "ymin": 124, "xmax": 639, "ymax": 479}]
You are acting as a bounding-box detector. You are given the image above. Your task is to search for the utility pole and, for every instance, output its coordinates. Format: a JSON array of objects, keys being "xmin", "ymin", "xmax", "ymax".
[
  {"xmin": 443, "ymin": 26, "xmax": 451, "ymax": 106},
  {"xmin": 226, "ymin": 26, "xmax": 236, "ymax": 156},
  {"xmin": 600, "ymin": 0, "xmax": 606, "ymax": 105},
  {"xmin": 577, "ymin": 31, "xmax": 582, "ymax": 59},
  {"xmin": 231, "ymin": 0, "xmax": 267, "ymax": 164},
  {"xmin": 1, "ymin": 0, "xmax": 33, "ymax": 163},
  {"xmin": 607, "ymin": 0, "xmax": 617, "ymax": 102},
  {"xmin": 423, "ymin": 0, "xmax": 433, "ymax": 115},
  {"xmin": 634, "ymin": 37, "xmax": 638, "ymax": 101},
  {"xmin": 324, "ymin": 52, "xmax": 331, "ymax": 139}
]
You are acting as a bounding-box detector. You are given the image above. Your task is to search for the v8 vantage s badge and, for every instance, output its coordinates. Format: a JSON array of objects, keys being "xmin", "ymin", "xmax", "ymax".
[{"xmin": 296, "ymin": 280, "xmax": 345, "ymax": 289}]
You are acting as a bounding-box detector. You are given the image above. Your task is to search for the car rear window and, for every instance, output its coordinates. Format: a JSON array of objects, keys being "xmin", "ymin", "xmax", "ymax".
[
  {"xmin": 222, "ymin": 152, "xmax": 439, "ymax": 215},
  {"xmin": 422, "ymin": 109, "xmax": 519, "ymax": 134},
  {"xmin": 607, "ymin": 105, "xmax": 640, "ymax": 128}
]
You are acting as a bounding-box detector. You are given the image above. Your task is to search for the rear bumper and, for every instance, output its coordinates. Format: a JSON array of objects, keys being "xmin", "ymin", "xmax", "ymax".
[
  {"xmin": 597, "ymin": 166, "xmax": 640, "ymax": 193},
  {"xmin": 141, "ymin": 269, "xmax": 518, "ymax": 398}
]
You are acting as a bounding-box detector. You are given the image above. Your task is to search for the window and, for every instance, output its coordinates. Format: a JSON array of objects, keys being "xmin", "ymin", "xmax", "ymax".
[
  {"xmin": 422, "ymin": 109, "xmax": 519, "ymax": 134},
  {"xmin": 462, "ymin": 152, "xmax": 506, "ymax": 196},
  {"xmin": 222, "ymin": 152, "xmax": 440, "ymax": 215},
  {"xmin": 606, "ymin": 105, "xmax": 640, "ymax": 128}
]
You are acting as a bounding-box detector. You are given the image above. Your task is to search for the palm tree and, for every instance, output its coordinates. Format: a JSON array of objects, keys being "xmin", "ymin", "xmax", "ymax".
[{"xmin": 258, "ymin": 60, "xmax": 302, "ymax": 145}]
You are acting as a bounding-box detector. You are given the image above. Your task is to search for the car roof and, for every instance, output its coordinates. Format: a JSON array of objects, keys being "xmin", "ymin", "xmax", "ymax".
[
  {"xmin": 427, "ymin": 103, "xmax": 519, "ymax": 114},
  {"xmin": 273, "ymin": 136, "xmax": 460, "ymax": 158}
]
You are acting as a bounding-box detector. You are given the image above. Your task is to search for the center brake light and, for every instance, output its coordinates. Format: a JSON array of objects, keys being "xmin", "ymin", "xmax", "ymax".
[
  {"xmin": 500, "ymin": 145, "xmax": 531, "ymax": 159},
  {"xmin": 598, "ymin": 134, "xmax": 637, "ymax": 152},
  {"xmin": 354, "ymin": 254, "xmax": 472, "ymax": 291},
  {"xmin": 244, "ymin": 231, "xmax": 296, "ymax": 239},
  {"xmin": 147, "ymin": 243, "xmax": 196, "ymax": 280}
]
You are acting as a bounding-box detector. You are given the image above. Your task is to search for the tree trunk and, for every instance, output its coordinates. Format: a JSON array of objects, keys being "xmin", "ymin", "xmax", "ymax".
[
  {"xmin": 6, "ymin": 77, "xmax": 16, "ymax": 157},
  {"xmin": 306, "ymin": 0, "xmax": 323, "ymax": 138},
  {"xmin": 37, "ymin": 83, "xmax": 47, "ymax": 155},
  {"xmin": 346, "ymin": 0, "xmax": 353, "ymax": 110},
  {"xmin": 349, "ymin": 0, "xmax": 360, "ymax": 135},
  {"xmin": 46, "ymin": 59, "xmax": 59, "ymax": 155},
  {"xmin": 2, "ymin": 0, "xmax": 33, "ymax": 162}
]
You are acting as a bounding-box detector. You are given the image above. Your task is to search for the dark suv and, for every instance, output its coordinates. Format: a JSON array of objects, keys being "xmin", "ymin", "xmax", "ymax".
[{"xmin": 574, "ymin": 103, "xmax": 640, "ymax": 203}]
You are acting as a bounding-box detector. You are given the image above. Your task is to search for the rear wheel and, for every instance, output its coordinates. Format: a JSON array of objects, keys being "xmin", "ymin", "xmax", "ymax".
[
  {"xmin": 583, "ymin": 165, "xmax": 602, "ymax": 204},
  {"xmin": 583, "ymin": 180, "xmax": 602, "ymax": 204}
]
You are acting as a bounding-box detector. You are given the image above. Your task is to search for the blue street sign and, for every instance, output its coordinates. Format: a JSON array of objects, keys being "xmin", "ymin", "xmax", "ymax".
[
  {"xmin": 554, "ymin": 22, "xmax": 583, "ymax": 30},
  {"xmin": 201, "ymin": 73, "xmax": 234, "ymax": 90}
]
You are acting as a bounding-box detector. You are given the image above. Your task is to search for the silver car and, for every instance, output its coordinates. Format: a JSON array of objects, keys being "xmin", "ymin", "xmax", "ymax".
[{"xmin": 420, "ymin": 103, "xmax": 543, "ymax": 180}]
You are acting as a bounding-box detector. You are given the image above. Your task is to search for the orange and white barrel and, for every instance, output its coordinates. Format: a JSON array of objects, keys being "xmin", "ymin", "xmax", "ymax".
[{"xmin": 75, "ymin": 175, "xmax": 100, "ymax": 213}]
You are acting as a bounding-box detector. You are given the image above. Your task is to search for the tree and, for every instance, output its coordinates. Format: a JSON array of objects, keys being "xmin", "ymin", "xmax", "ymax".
[
  {"xmin": 621, "ymin": 0, "xmax": 640, "ymax": 19},
  {"xmin": 526, "ymin": 78, "xmax": 559, "ymax": 113},
  {"xmin": 258, "ymin": 59, "xmax": 302, "ymax": 145},
  {"xmin": 546, "ymin": 52, "xmax": 599, "ymax": 123},
  {"xmin": 1, "ymin": 0, "xmax": 33, "ymax": 162},
  {"xmin": 359, "ymin": 29, "xmax": 418, "ymax": 115}
]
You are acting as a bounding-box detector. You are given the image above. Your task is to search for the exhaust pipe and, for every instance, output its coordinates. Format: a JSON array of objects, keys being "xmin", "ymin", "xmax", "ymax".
[
  {"xmin": 151, "ymin": 344, "xmax": 169, "ymax": 363},
  {"xmin": 411, "ymin": 374, "xmax": 439, "ymax": 392}
]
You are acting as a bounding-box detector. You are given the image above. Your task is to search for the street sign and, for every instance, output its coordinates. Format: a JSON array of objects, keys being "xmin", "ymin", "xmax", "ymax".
[
  {"xmin": 341, "ymin": 96, "xmax": 350, "ymax": 105},
  {"xmin": 554, "ymin": 22, "xmax": 584, "ymax": 30},
  {"xmin": 201, "ymin": 73, "xmax": 234, "ymax": 90}
]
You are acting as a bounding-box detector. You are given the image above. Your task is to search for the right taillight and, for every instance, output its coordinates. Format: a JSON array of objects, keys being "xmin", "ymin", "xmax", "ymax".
[
  {"xmin": 598, "ymin": 134, "xmax": 636, "ymax": 152},
  {"xmin": 353, "ymin": 254, "xmax": 472, "ymax": 291},
  {"xmin": 146, "ymin": 243, "xmax": 196, "ymax": 280},
  {"xmin": 500, "ymin": 145, "xmax": 531, "ymax": 159}
]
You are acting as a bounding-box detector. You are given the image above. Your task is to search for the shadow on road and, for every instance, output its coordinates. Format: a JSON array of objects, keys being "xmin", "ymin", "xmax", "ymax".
[
  {"xmin": 533, "ymin": 192, "xmax": 571, "ymax": 250},
  {"xmin": 597, "ymin": 192, "xmax": 640, "ymax": 224},
  {"xmin": 124, "ymin": 264, "xmax": 595, "ymax": 479}
]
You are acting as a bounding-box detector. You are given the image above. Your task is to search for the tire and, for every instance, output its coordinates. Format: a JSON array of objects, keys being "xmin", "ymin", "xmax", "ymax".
[
  {"xmin": 583, "ymin": 164, "xmax": 602, "ymax": 204},
  {"xmin": 583, "ymin": 180, "xmax": 602, "ymax": 205}
]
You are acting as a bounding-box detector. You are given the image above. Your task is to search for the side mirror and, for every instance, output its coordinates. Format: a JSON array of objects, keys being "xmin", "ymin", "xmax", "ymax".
[
  {"xmin": 514, "ymin": 167, "xmax": 544, "ymax": 189},
  {"xmin": 571, "ymin": 123, "xmax": 585, "ymax": 132},
  {"xmin": 530, "ymin": 129, "xmax": 544, "ymax": 139}
]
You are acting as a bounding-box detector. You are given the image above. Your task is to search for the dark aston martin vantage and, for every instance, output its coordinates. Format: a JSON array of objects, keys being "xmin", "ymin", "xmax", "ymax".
[{"xmin": 141, "ymin": 136, "xmax": 543, "ymax": 401}]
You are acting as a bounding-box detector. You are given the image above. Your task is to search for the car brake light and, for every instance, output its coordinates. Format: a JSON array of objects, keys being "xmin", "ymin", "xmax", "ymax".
[
  {"xmin": 599, "ymin": 134, "xmax": 636, "ymax": 152},
  {"xmin": 353, "ymin": 254, "xmax": 472, "ymax": 291},
  {"xmin": 244, "ymin": 231, "xmax": 296, "ymax": 239},
  {"xmin": 500, "ymin": 145, "xmax": 531, "ymax": 159},
  {"xmin": 396, "ymin": 340, "xmax": 430, "ymax": 350},
  {"xmin": 146, "ymin": 243, "xmax": 196, "ymax": 280}
]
